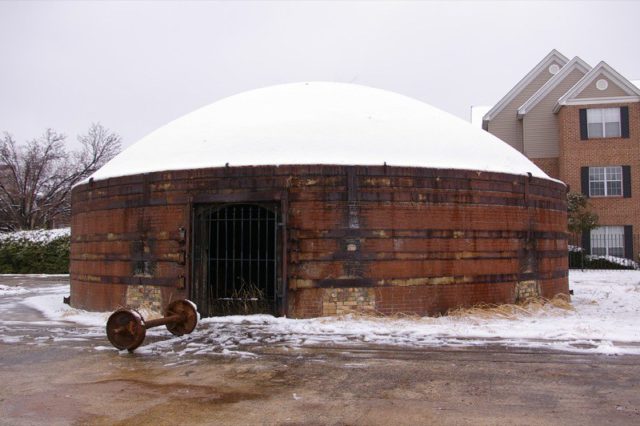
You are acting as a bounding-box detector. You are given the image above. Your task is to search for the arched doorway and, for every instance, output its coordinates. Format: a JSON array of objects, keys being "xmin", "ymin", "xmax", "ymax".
[{"xmin": 191, "ymin": 203, "xmax": 281, "ymax": 317}]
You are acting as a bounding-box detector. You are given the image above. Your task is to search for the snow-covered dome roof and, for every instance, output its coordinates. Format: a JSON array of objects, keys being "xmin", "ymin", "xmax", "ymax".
[{"xmin": 90, "ymin": 82, "xmax": 551, "ymax": 181}]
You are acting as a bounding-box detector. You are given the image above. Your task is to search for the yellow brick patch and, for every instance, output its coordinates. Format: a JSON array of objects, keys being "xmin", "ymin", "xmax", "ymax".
[
  {"xmin": 322, "ymin": 287, "xmax": 376, "ymax": 316},
  {"xmin": 379, "ymin": 276, "xmax": 456, "ymax": 286},
  {"xmin": 126, "ymin": 285, "xmax": 163, "ymax": 313},
  {"xmin": 515, "ymin": 280, "xmax": 540, "ymax": 302}
]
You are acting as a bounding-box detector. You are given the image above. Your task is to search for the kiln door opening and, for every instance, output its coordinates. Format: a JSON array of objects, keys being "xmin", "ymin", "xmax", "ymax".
[{"xmin": 191, "ymin": 203, "xmax": 281, "ymax": 317}]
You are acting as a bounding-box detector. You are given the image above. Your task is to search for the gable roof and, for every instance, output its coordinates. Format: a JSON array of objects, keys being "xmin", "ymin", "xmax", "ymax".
[
  {"xmin": 554, "ymin": 61, "xmax": 640, "ymax": 112},
  {"xmin": 517, "ymin": 57, "xmax": 591, "ymax": 118},
  {"xmin": 483, "ymin": 49, "xmax": 569, "ymax": 122}
]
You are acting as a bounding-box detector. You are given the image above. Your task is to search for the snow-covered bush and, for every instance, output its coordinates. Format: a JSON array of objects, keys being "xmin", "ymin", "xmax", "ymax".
[
  {"xmin": 0, "ymin": 228, "xmax": 70, "ymax": 273},
  {"xmin": 568, "ymin": 244, "xmax": 638, "ymax": 270},
  {"xmin": 585, "ymin": 254, "xmax": 639, "ymax": 270}
]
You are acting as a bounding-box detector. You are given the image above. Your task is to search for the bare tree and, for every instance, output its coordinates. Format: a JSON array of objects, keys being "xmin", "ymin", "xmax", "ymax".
[{"xmin": 0, "ymin": 123, "xmax": 121, "ymax": 231}]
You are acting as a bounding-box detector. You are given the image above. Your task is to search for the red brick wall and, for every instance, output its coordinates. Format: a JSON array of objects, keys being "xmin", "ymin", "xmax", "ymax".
[{"xmin": 71, "ymin": 165, "xmax": 568, "ymax": 317}]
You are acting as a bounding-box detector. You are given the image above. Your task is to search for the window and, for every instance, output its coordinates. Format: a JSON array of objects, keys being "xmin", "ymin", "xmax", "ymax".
[
  {"xmin": 588, "ymin": 166, "xmax": 622, "ymax": 197},
  {"xmin": 586, "ymin": 108, "xmax": 621, "ymax": 138},
  {"xmin": 590, "ymin": 226, "xmax": 624, "ymax": 257}
]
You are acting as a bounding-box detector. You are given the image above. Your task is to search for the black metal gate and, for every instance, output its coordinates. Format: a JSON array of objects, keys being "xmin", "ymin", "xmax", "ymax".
[{"xmin": 191, "ymin": 203, "xmax": 280, "ymax": 317}]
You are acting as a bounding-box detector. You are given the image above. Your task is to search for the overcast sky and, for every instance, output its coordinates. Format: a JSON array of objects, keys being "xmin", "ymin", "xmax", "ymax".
[{"xmin": 2, "ymin": 0, "xmax": 639, "ymax": 149}]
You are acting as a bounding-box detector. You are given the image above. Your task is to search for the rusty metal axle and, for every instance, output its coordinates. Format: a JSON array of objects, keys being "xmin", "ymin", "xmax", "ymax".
[
  {"xmin": 143, "ymin": 314, "xmax": 183, "ymax": 329},
  {"xmin": 106, "ymin": 299, "xmax": 198, "ymax": 352}
]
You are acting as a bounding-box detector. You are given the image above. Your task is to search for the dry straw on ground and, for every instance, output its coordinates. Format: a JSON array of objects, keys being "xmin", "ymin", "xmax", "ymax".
[
  {"xmin": 447, "ymin": 294, "xmax": 574, "ymax": 320},
  {"xmin": 330, "ymin": 294, "xmax": 574, "ymax": 321}
]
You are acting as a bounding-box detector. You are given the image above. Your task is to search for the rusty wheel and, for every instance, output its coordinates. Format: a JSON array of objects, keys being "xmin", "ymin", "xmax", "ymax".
[
  {"xmin": 164, "ymin": 299, "xmax": 198, "ymax": 336},
  {"xmin": 106, "ymin": 309, "xmax": 146, "ymax": 351}
]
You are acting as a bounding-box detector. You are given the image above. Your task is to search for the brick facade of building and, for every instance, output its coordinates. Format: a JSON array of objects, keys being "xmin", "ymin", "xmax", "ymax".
[{"xmin": 484, "ymin": 51, "xmax": 640, "ymax": 261}]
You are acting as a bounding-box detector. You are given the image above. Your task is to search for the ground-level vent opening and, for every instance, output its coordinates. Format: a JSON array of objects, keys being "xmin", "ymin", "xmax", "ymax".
[{"xmin": 191, "ymin": 203, "xmax": 281, "ymax": 317}]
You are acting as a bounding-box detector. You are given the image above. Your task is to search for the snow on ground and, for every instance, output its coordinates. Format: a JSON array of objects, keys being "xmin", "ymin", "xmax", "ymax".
[
  {"xmin": 0, "ymin": 284, "xmax": 29, "ymax": 296},
  {"xmin": 21, "ymin": 292, "xmax": 109, "ymax": 328},
  {"xmin": 1, "ymin": 271, "xmax": 640, "ymax": 358}
]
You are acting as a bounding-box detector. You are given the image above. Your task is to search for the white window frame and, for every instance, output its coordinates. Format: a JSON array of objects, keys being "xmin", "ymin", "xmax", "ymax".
[
  {"xmin": 588, "ymin": 166, "xmax": 622, "ymax": 197},
  {"xmin": 586, "ymin": 107, "xmax": 621, "ymax": 139},
  {"xmin": 590, "ymin": 226, "xmax": 625, "ymax": 258}
]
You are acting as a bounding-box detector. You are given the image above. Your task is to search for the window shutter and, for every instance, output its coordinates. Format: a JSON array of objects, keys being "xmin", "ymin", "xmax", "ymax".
[
  {"xmin": 623, "ymin": 166, "xmax": 631, "ymax": 198},
  {"xmin": 579, "ymin": 109, "xmax": 588, "ymax": 140},
  {"xmin": 581, "ymin": 167, "xmax": 589, "ymax": 197},
  {"xmin": 620, "ymin": 106, "xmax": 630, "ymax": 138},
  {"xmin": 581, "ymin": 230, "xmax": 591, "ymax": 254},
  {"xmin": 624, "ymin": 225, "xmax": 633, "ymax": 260}
]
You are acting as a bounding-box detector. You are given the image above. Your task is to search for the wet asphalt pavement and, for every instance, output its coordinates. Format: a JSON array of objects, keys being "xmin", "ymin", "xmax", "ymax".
[{"xmin": 1, "ymin": 275, "xmax": 640, "ymax": 425}]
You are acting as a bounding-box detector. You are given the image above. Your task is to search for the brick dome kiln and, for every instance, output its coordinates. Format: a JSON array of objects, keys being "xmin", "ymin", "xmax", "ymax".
[{"xmin": 70, "ymin": 82, "xmax": 568, "ymax": 318}]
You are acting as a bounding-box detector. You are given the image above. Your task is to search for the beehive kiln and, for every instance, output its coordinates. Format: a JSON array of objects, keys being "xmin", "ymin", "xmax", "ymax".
[{"xmin": 70, "ymin": 82, "xmax": 568, "ymax": 317}]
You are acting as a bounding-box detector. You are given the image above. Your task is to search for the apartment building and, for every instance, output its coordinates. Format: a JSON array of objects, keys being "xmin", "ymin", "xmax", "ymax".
[{"xmin": 482, "ymin": 50, "xmax": 640, "ymax": 260}]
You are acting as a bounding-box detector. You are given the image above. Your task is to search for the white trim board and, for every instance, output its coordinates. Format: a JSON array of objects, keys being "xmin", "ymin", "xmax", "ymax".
[{"xmin": 560, "ymin": 96, "xmax": 640, "ymax": 107}]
